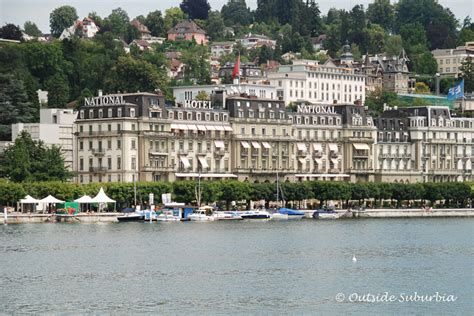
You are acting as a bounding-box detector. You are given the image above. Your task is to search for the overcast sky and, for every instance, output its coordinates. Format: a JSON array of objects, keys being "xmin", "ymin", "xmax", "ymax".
[{"xmin": 1, "ymin": 0, "xmax": 473, "ymax": 33}]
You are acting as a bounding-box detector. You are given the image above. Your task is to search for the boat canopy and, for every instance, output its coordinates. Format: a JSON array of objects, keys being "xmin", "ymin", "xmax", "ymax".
[{"xmin": 278, "ymin": 208, "xmax": 305, "ymax": 215}]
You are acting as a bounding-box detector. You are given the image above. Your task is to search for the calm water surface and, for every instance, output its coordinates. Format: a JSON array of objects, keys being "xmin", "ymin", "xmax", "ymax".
[{"xmin": 0, "ymin": 219, "xmax": 473, "ymax": 314}]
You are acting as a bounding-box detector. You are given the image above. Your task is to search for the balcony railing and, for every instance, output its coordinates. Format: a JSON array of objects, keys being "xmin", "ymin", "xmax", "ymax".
[
  {"xmin": 89, "ymin": 166, "xmax": 107, "ymax": 173},
  {"xmin": 92, "ymin": 148, "xmax": 105, "ymax": 156}
]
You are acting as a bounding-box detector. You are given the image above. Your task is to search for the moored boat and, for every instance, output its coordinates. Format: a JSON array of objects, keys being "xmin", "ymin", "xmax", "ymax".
[
  {"xmin": 239, "ymin": 209, "xmax": 271, "ymax": 219},
  {"xmin": 188, "ymin": 206, "xmax": 216, "ymax": 221},
  {"xmin": 117, "ymin": 209, "xmax": 145, "ymax": 222},
  {"xmin": 312, "ymin": 209, "xmax": 340, "ymax": 219},
  {"xmin": 271, "ymin": 208, "xmax": 305, "ymax": 220},
  {"xmin": 214, "ymin": 211, "xmax": 243, "ymax": 220}
]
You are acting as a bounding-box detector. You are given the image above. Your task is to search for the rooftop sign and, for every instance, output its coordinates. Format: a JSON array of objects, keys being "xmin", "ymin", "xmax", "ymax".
[
  {"xmin": 183, "ymin": 100, "xmax": 213, "ymax": 110},
  {"xmin": 84, "ymin": 95, "xmax": 125, "ymax": 107},
  {"xmin": 297, "ymin": 104, "xmax": 336, "ymax": 114}
]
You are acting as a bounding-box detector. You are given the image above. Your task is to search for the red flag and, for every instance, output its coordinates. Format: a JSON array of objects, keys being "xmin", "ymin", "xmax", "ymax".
[{"xmin": 232, "ymin": 54, "xmax": 240, "ymax": 79}]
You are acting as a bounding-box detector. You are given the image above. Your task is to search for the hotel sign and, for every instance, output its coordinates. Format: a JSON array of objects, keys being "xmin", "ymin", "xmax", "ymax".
[
  {"xmin": 84, "ymin": 95, "xmax": 125, "ymax": 106},
  {"xmin": 297, "ymin": 104, "xmax": 336, "ymax": 114},
  {"xmin": 183, "ymin": 100, "xmax": 213, "ymax": 109}
]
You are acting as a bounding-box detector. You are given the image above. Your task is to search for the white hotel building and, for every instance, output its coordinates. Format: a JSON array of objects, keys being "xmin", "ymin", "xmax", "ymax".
[{"xmin": 268, "ymin": 59, "xmax": 366, "ymax": 106}]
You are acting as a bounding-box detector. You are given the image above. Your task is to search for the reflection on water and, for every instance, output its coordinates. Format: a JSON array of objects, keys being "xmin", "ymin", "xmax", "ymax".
[{"xmin": 0, "ymin": 219, "xmax": 472, "ymax": 314}]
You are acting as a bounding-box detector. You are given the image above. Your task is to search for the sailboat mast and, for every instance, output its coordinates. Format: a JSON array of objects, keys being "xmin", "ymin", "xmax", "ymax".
[{"xmin": 276, "ymin": 171, "xmax": 279, "ymax": 207}]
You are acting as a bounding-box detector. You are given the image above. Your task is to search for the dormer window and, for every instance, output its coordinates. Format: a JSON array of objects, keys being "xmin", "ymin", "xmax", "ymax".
[{"xmin": 108, "ymin": 108, "xmax": 112, "ymax": 117}]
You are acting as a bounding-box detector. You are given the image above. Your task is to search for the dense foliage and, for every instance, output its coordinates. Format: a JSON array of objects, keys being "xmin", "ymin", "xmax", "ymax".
[
  {"xmin": 0, "ymin": 131, "xmax": 72, "ymax": 182},
  {"xmin": 0, "ymin": 179, "xmax": 472, "ymax": 210}
]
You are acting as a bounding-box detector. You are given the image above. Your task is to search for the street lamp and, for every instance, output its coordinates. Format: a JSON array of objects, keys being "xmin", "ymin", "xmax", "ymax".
[{"xmin": 435, "ymin": 73, "xmax": 440, "ymax": 96}]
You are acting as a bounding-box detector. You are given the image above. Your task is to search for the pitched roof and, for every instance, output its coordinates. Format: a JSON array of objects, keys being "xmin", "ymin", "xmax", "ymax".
[{"xmin": 168, "ymin": 20, "xmax": 205, "ymax": 35}]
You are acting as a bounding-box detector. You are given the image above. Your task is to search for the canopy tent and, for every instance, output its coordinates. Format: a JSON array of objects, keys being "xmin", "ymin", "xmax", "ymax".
[
  {"xmin": 74, "ymin": 195, "xmax": 94, "ymax": 203},
  {"xmin": 18, "ymin": 195, "xmax": 40, "ymax": 213},
  {"xmin": 39, "ymin": 195, "xmax": 65, "ymax": 214},
  {"xmin": 90, "ymin": 187, "xmax": 116, "ymax": 212},
  {"xmin": 20, "ymin": 195, "xmax": 40, "ymax": 204},
  {"xmin": 74, "ymin": 195, "xmax": 94, "ymax": 213},
  {"xmin": 40, "ymin": 195, "xmax": 65, "ymax": 204}
]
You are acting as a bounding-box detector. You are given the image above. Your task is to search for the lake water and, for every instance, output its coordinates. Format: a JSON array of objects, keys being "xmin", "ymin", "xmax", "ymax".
[{"xmin": 0, "ymin": 219, "xmax": 473, "ymax": 314}]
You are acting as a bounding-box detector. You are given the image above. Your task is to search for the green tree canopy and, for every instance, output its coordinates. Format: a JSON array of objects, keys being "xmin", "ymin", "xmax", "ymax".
[
  {"xmin": 367, "ymin": 0, "xmax": 394, "ymax": 31},
  {"xmin": 145, "ymin": 10, "xmax": 166, "ymax": 37},
  {"xmin": 23, "ymin": 21, "xmax": 43, "ymax": 37},
  {"xmin": 221, "ymin": 0, "xmax": 253, "ymax": 27},
  {"xmin": 0, "ymin": 131, "xmax": 72, "ymax": 182},
  {"xmin": 0, "ymin": 24, "xmax": 23, "ymax": 41},
  {"xmin": 180, "ymin": 0, "xmax": 211, "ymax": 20},
  {"xmin": 49, "ymin": 5, "xmax": 78, "ymax": 38}
]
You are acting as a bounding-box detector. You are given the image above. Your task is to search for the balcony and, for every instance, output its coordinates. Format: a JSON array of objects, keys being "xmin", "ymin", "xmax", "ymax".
[
  {"xmin": 262, "ymin": 150, "xmax": 270, "ymax": 157},
  {"xmin": 89, "ymin": 166, "xmax": 107, "ymax": 173},
  {"xmin": 330, "ymin": 152, "xmax": 339, "ymax": 158},
  {"xmin": 142, "ymin": 166, "xmax": 174, "ymax": 172},
  {"xmin": 251, "ymin": 150, "xmax": 259, "ymax": 157},
  {"xmin": 297, "ymin": 150, "xmax": 307, "ymax": 156},
  {"xmin": 312, "ymin": 151, "xmax": 323, "ymax": 158},
  {"xmin": 241, "ymin": 150, "xmax": 248, "ymax": 157},
  {"xmin": 92, "ymin": 148, "xmax": 105, "ymax": 156},
  {"xmin": 149, "ymin": 151, "xmax": 168, "ymax": 156},
  {"xmin": 214, "ymin": 149, "xmax": 225, "ymax": 157}
]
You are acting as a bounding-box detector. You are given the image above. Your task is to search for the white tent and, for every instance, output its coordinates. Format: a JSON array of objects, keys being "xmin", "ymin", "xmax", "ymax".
[
  {"xmin": 90, "ymin": 188, "xmax": 116, "ymax": 212},
  {"xmin": 74, "ymin": 195, "xmax": 94, "ymax": 203},
  {"xmin": 40, "ymin": 195, "xmax": 65, "ymax": 204},
  {"xmin": 18, "ymin": 195, "xmax": 40, "ymax": 213},
  {"xmin": 74, "ymin": 195, "xmax": 94, "ymax": 213},
  {"xmin": 20, "ymin": 195, "xmax": 40, "ymax": 204}
]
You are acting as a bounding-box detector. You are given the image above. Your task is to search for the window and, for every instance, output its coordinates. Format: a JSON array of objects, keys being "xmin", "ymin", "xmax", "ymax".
[
  {"xmin": 131, "ymin": 140, "xmax": 136, "ymax": 150},
  {"xmin": 117, "ymin": 139, "xmax": 121, "ymax": 149},
  {"xmin": 79, "ymin": 141, "xmax": 83, "ymax": 150},
  {"xmin": 130, "ymin": 108, "xmax": 135, "ymax": 117},
  {"xmin": 98, "ymin": 109, "xmax": 103, "ymax": 118},
  {"xmin": 132, "ymin": 124, "xmax": 136, "ymax": 131},
  {"xmin": 80, "ymin": 110, "xmax": 84, "ymax": 119},
  {"xmin": 79, "ymin": 158, "xmax": 84, "ymax": 171},
  {"xmin": 117, "ymin": 108, "xmax": 122, "ymax": 117},
  {"xmin": 117, "ymin": 157, "xmax": 121, "ymax": 170},
  {"xmin": 89, "ymin": 109, "xmax": 94, "ymax": 118},
  {"xmin": 107, "ymin": 157, "xmax": 112, "ymax": 170},
  {"xmin": 107, "ymin": 140, "xmax": 111, "ymax": 149},
  {"xmin": 89, "ymin": 141, "xmax": 93, "ymax": 150},
  {"xmin": 131, "ymin": 157, "xmax": 136, "ymax": 170},
  {"xmin": 108, "ymin": 108, "xmax": 112, "ymax": 117}
]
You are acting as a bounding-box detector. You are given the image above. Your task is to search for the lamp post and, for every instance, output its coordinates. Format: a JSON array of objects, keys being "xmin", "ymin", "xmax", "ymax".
[{"xmin": 435, "ymin": 73, "xmax": 440, "ymax": 96}]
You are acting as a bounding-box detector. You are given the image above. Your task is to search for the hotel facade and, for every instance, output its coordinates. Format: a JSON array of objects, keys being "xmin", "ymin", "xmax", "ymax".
[{"xmin": 73, "ymin": 91, "xmax": 473, "ymax": 184}]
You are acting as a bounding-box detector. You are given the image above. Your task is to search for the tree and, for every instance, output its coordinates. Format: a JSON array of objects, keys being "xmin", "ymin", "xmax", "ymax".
[
  {"xmin": 45, "ymin": 73, "xmax": 70, "ymax": 108},
  {"xmin": 0, "ymin": 74, "xmax": 36, "ymax": 140},
  {"xmin": 395, "ymin": 0, "xmax": 457, "ymax": 50},
  {"xmin": 415, "ymin": 82, "xmax": 430, "ymax": 94},
  {"xmin": 384, "ymin": 35, "xmax": 403, "ymax": 57},
  {"xmin": 180, "ymin": 0, "xmax": 210, "ymax": 20},
  {"xmin": 367, "ymin": 0, "xmax": 394, "ymax": 31},
  {"xmin": 180, "ymin": 44, "xmax": 211, "ymax": 84},
  {"xmin": 221, "ymin": 0, "xmax": 253, "ymax": 27},
  {"xmin": 0, "ymin": 131, "xmax": 72, "ymax": 182},
  {"xmin": 0, "ymin": 24, "xmax": 23, "ymax": 41},
  {"xmin": 195, "ymin": 91, "xmax": 209, "ymax": 101},
  {"xmin": 459, "ymin": 57, "xmax": 474, "ymax": 93},
  {"xmin": 103, "ymin": 7, "xmax": 130, "ymax": 39},
  {"xmin": 205, "ymin": 11, "xmax": 225, "ymax": 41},
  {"xmin": 107, "ymin": 56, "xmax": 165, "ymax": 94},
  {"xmin": 412, "ymin": 52, "xmax": 437, "ymax": 75},
  {"xmin": 145, "ymin": 10, "xmax": 165, "ymax": 37},
  {"xmin": 23, "ymin": 21, "xmax": 43, "ymax": 37},
  {"xmin": 49, "ymin": 5, "xmax": 78, "ymax": 38},
  {"xmin": 164, "ymin": 7, "xmax": 186, "ymax": 31}
]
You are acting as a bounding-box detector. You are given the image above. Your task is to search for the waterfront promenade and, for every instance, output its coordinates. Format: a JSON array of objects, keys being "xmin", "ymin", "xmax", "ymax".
[{"xmin": 2, "ymin": 208, "xmax": 473, "ymax": 224}]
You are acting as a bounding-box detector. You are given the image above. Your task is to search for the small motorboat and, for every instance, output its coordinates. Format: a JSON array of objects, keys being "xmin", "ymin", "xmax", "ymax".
[
  {"xmin": 156, "ymin": 210, "xmax": 181, "ymax": 222},
  {"xmin": 271, "ymin": 208, "xmax": 305, "ymax": 220},
  {"xmin": 312, "ymin": 209, "xmax": 339, "ymax": 219},
  {"xmin": 214, "ymin": 211, "xmax": 243, "ymax": 220},
  {"xmin": 239, "ymin": 210, "xmax": 271, "ymax": 219},
  {"xmin": 117, "ymin": 209, "xmax": 145, "ymax": 222},
  {"xmin": 188, "ymin": 206, "xmax": 216, "ymax": 221}
]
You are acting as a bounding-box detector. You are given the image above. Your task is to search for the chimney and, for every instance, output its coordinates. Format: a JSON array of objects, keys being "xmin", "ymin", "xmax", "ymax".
[{"xmin": 98, "ymin": 89, "xmax": 103, "ymax": 96}]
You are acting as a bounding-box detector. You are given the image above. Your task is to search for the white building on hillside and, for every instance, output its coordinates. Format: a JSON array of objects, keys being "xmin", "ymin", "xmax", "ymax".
[
  {"xmin": 11, "ymin": 109, "xmax": 75, "ymax": 170},
  {"xmin": 268, "ymin": 59, "xmax": 366, "ymax": 106},
  {"xmin": 431, "ymin": 42, "xmax": 474, "ymax": 77}
]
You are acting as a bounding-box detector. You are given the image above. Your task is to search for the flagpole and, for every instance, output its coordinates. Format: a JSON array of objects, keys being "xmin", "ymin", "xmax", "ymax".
[{"xmin": 238, "ymin": 51, "xmax": 241, "ymax": 87}]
